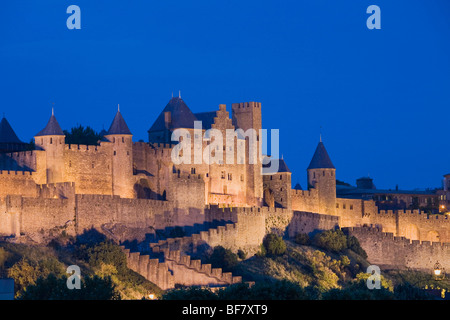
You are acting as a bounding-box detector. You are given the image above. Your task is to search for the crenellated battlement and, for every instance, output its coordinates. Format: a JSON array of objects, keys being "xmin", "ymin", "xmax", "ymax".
[
  {"xmin": 0, "ymin": 170, "xmax": 33, "ymax": 177},
  {"xmin": 121, "ymin": 244, "xmax": 241, "ymax": 289},
  {"xmin": 65, "ymin": 144, "xmax": 101, "ymax": 152},
  {"xmin": 232, "ymin": 102, "xmax": 261, "ymax": 109}
]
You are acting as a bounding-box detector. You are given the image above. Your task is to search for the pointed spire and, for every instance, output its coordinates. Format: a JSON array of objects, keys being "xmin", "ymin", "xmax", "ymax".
[
  {"xmin": 118, "ymin": 104, "xmax": 120, "ymax": 112},
  {"xmin": 307, "ymin": 141, "xmax": 335, "ymax": 170},
  {"xmin": 0, "ymin": 117, "xmax": 23, "ymax": 143},
  {"xmin": 107, "ymin": 108, "xmax": 132, "ymax": 135},
  {"xmin": 179, "ymin": 90, "xmax": 181, "ymax": 98},
  {"xmin": 35, "ymin": 108, "xmax": 64, "ymax": 137}
]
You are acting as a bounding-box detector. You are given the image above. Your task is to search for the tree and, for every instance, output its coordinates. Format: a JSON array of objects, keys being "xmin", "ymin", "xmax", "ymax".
[
  {"xmin": 312, "ymin": 229, "xmax": 347, "ymax": 253},
  {"xmin": 207, "ymin": 246, "xmax": 238, "ymax": 271},
  {"xmin": 263, "ymin": 234, "xmax": 287, "ymax": 257},
  {"xmin": 64, "ymin": 125, "xmax": 103, "ymax": 145},
  {"xmin": 20, "ymin": 274, "xmax": 120, "ymax": 300},
  {"xmin": 294, "ymin": 233, "xmax": 310, "ymax": 245}
]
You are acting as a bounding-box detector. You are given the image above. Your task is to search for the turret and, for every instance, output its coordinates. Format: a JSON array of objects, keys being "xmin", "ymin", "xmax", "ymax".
[
  {"xmin": 231, "ymin": 102, "xmax": 263, "ymax": 205},
  {"xmin": 307, "ymin": 140, "xmax": 336, "ymax": 215},
  {"xmin": 104, "ymin": 107, "xmax": 134, "ymax": 198},
  {"xmin": 263, "ymin": 157, "xmax": 291, "ymax": 209},
  {"xmin": 34, "ymin": 109, "xmax": 65, "ymax": 184}
]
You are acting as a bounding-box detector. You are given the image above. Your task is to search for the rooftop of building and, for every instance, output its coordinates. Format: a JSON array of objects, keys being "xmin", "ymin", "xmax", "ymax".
[
  {"xmin": 307, "ymin": 141, "xmax": 335, "ymax": 170},
  {"xmin": 35, "ymin": 110, "xmax": 64, "ymax": 137},
  {"xmin": 0, "ymin": 117, "xmax": 24, "ymax": 144}
]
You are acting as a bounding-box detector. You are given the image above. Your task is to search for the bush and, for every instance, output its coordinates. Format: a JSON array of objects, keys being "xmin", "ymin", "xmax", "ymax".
[
  {"xmin": 346, "ymin": 235, "xmax": 367, "ymax": 259},
  {"xmin": 76, "ymin": 241, "xmax": 128, "ymax": 273},
  {"xmin": 20, "ymin": 274, "xmax": 120, "ymax": 300},
  {"xmin": 237, "ymin": 249, "xmax": 247, "ymax": 260},
  {"xmin": 162, "ymin": 286, "xmax": 218, "ymax": 300},
  {"xmin": 207, "ymin": 246, "xmax": 238, "ymax": 271},
  {"xmin": 312, "ymin": 229, "xmax": 347, "ymax": 253},
  {"xmin": 263, "ymin": 234, "xmax": 287, "ymax": 257},
  {"xmin": 294, "ymin": 233, "xmax": 310, "ymax": 245}
]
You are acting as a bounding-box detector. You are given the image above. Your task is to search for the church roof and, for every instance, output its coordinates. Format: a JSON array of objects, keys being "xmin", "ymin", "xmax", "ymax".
[
  {"xmin": 107, "ymin": 110, "xmax": 132, "ymax": 135},
  {"xmin": 35, "ymin": 111, "xmax": 64, "ymax": 137},
  {"xmin": 307, "ymin": 141, "xmax": 335, "ymax": 170},
  {"xmin": 148, "ymin": 97, "xmax": 198, "ymax": 132},
  {"xmin": 0, "ymin": 117, "xmax": 23, "ymax": 144}
]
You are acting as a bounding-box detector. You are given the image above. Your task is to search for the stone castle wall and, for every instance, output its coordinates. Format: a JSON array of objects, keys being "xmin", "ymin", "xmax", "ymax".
[{"xmin": 346, "ymin": 226, "xmax": 450, "ymax": 272}]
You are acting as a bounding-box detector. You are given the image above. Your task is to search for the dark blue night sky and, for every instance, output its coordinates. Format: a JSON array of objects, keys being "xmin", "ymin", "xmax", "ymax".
[{"xmin": 1, "ymin": 0, "xmax": 450, "ymax": 190}]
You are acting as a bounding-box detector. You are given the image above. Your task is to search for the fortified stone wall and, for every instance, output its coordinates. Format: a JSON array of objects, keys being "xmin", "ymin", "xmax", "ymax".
[
  {"xmin": 64, "ymin": 144, "xmax": 113, "ymax": 196},
  {"xmin": 287, "ymin": 211, "xmax": 340, "ymax": 238},
  {"xmin": 291, "ymin": 188, "xmax": 319, "ymax": 213},
  {"xmin": 122, "ymin": 246, "xmax": 241, "ymax": 290},
  {"xmin": 346, "ymin": 226, "xmax": 450, "ymax": 272}
]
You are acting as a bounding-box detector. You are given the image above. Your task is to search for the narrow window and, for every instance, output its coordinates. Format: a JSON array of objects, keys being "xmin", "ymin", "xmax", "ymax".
[
  {"xmin": 122, "ymin": 137, "xmax": 124, "ymax": 143},
  {"xmin": 350, "ymin": 205, "xmax": 353, "ymax": 210},
  {"xmin": 221, "ymin": 171, "xmax": 225, "ymax": 179},
  {"xmin": 114, "ymin": 151, "xmax": 116, "ymax": 156},
  {"xmin": 50, "ymin": 137, "xmax": 53, "ymax": 144}
]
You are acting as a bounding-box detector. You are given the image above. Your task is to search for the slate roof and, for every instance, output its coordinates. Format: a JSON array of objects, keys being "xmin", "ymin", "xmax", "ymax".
[
  {"xmin": 263, "ymin": 157, "xmax": 291, "ymax": 174},
  {"xmin": 194, "ymin": 111, "xmax": 217, "ymax": 130},
  {"xmin": 0, "ymin": 117, "xmax": 23, "ymax": 144},
  {"xmin": 35, "ymin": 113, "xmax": 64, "ymax": 137},
  {"xmin": 307, "ymin": 141, "xmax": 335, "ymax": 170},
  {"xmin": 148, "ymin": 97, "xmax": 198, "ymax": 132},
  {"xmin": 107, "ymin": 111, "xmax": 132, "ymax": 135}
]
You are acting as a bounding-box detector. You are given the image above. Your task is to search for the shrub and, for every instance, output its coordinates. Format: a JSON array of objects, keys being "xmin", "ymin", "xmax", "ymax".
[
  {"xmin": 263, "ymin": 234, "xmax": 287, "ymax": 257},
  {"xmin": 20, "ymin": 274, "xmax": 120, "ymax": 300},
  {"xmin": 346, "ymin": 235, "xmax": 367, "ymax": 259},
  {"xmin": 77, "ymin": 241, "xmax": 128, "ymax": 273},
  {"xmin": 162, "ymin": 286, "xmax": 218, "ymax": 300},
  {"xmin": 207, "ymin": 246, "xmax": 238, "ymax": 271},
  {"xmin": 294, "ymin": 233, "xmax": 310, "ymax": 245},
  {"xmin": 237, "ymin": 249, "xmax": 247, "ymax": 260},
  {"xmin": 312, "ymin": 229, "xmax": 347, "ymax": 253}
]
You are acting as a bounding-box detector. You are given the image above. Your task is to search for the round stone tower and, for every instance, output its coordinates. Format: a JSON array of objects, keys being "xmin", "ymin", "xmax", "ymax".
[
  {"xmin": 34, "ymin": 109, "xmax": 65, "ymax": 184},
  {"xmin": 307, "ymin": 139, "xmax": 336, "ymax": 216},
  {"xmin": 104, "ymin": 107, "xmax": 134, "ymax": 198}
]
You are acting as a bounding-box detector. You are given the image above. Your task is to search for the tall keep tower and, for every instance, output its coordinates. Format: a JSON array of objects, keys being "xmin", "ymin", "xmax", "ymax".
[
  {"xmin": 104, "ymin": 108, "xmax": 134, "ymax": 198},
  {"xmin": 307, "ymin": 140, "xmax": 336, "ymax": 215},
  {"xmin": 35, "ymin": 109, "xmax": 65, "ymax": 184},
  {"xmin": 231, "ymin": 102, "xmax": 263, "ymax": 205}
]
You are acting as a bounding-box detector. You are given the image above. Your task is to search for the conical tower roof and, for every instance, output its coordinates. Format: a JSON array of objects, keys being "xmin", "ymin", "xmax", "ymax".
[
  {"xmin": 0, "ymin": 117, "xmax": 23, "ymax": 143},
  {"xmin": 35, "ymin": 110, "xmax": 64, "ymax": 136},
  {"xmin": 148, "ymin": 97, "xmax": 198, "ymax": 132},
  {"xmin": 262, "ymin": 157, "xmax": 291, "ymax": 174},
  {"xmin": 107, "ymin": 110, "xmax": 132, "ymax": 135},
  {"xmin": 307, "ymin": 141, "xmax": 335, "ymax": 170}
]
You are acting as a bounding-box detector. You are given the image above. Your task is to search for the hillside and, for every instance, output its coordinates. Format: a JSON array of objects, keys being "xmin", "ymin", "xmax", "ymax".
[{"xmin": 0, "ymin": 233, "xmax": 162, "ymax": 300}]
